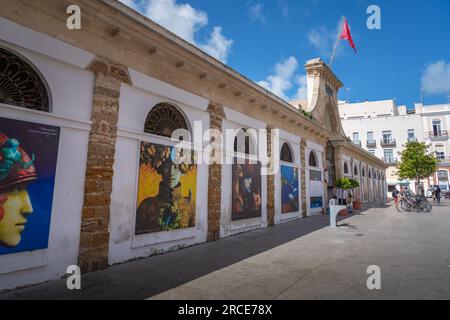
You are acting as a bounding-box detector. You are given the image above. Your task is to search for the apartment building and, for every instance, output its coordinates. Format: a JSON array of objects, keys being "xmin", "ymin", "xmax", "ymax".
[{"xmin": 339, "ymin": 100, "xmax": 450, "ymax": 194}]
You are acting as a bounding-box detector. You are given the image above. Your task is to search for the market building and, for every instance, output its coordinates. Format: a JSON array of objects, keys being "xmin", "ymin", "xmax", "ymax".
[{"xmin": 0, "ymin": 0, "xmax": 387, "ymax": 291}]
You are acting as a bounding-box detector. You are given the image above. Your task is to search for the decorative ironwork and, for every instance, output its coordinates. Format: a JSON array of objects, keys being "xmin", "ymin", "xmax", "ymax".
[
  {"xmin": 280, "ymin": 143, "xmax": 293, "ymax": 163},
  {"xmin": 234, "ymin": 129, "xmax": 256, "ymax": 155},
  {"xmin": 309, "ymin": 151, "xmax": 318, "ymax": 167},
  {"xmin": 144, "ymin": 103, "xmax": 189, "ymax": 138},
  {"xmin": 344, "ymin": 162, "xmax": 349, "ymax": 174},
  {"xmin": 0, "ymin": 47, "xmax": 49, "ymax": 111}
]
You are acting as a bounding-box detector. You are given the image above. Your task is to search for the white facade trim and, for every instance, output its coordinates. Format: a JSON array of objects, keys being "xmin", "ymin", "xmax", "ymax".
[{"xmin": 0, "ymin": 17, "xmax": 95, "ymax": 69}]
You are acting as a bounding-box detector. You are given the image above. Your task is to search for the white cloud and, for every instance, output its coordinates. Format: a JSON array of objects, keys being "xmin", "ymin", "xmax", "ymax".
[
  {"xmin": 294, "ymin": 75, "xmax": 308, "ymax": 100},
  {"xmin": 421, "ymin": 61, "xmax": 450, "ymax": 95},
  {"xmin": 307, "ymin": 22, "xmax": 344, "ymax": 59},
  {"xmin": 120, "ymin": 0, "xmax": 233, "ymax": 63},
  {"xmin": 257, "ymin": 57, "xmax": 299, "ymax": 100},
  {"xmin": 277, "ymin": 0, "xmax": 290, "ymax": 17},
  {"xmin": 199, "ymin": 27, "xmax": 233, "ymax": 64},
  {"xmin": 248, "ymin": 3, "xmax": 266, "ymax": 24},
  {"xmin": 144, "ymin": 0, "xmax": 207, "ymax": 44}
]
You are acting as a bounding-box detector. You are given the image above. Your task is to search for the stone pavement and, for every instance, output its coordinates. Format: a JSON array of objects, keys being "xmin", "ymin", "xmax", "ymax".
[{"xmin": 2, "ymin": 201, "xmax": 450, "ymax": 300}]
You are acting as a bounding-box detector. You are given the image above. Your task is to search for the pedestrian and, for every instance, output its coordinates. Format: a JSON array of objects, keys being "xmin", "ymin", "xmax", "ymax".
[
  {"xmin": 432, "ymin": 189, "xmax": 436, "ymax": 202},
  {"xmin": 392, "ymin": 188, "xmax": 400, "ymax": 204},
  {"xmin": 435, "ymin": 186, "xmax": 441, "ymax": 204},
  {"xmin": 346, "ymin": 190, "xmax": 353, "ymax": 214},
  {"xmin": 337, "ymin": 187, "xmax": 347, "ymax": 206}
]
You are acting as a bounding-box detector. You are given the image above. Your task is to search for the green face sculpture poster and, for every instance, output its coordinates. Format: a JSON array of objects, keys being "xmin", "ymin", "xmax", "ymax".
[
  {"xmin": 0, "ymin": 117, "xmax": 60, "ymax": 255},
  {"xmin": 136, "ymin": 142, "xmax": 197, "ymax": 235}
]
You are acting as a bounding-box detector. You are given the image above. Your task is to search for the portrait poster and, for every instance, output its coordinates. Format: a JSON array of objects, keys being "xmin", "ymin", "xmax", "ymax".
[
  {"xmin": 232, "ymin": 159, "xmax": 262, "ymax": 221},
  {"xmin": 281, "ymin": 165, "xmax": 299, "ymax": 214},
  {"xmin": 136, "ymin": 142, "xmax": 197, "ymax": 235},
  {"xmin": 0, "ymin": 117, "xmax": 60, "ymax": 255}
]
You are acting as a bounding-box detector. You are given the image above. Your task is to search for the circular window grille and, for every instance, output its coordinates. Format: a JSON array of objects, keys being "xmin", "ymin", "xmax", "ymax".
[
  {"xmin": 0, "ymin": 47, "xmax": 49, "ymax": 111},
  {"xmin": 144, "ymin": 103, "xmax": 189, "ymax": 138}
]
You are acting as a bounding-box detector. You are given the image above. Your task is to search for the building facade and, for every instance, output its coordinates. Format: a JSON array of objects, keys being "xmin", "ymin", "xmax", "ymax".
[
  {"xmin": 0, "ymin": 0, "xmax": 386, "ymax": 291},
  {"xmin": 340, "ymin": 100, "xmax": 450, "ymax": 194}
]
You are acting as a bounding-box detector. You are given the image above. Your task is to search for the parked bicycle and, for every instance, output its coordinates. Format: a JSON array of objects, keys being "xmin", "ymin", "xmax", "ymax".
[{"xmin": 396, "ymin": 191, "xmax": 432, "ymax": 213}]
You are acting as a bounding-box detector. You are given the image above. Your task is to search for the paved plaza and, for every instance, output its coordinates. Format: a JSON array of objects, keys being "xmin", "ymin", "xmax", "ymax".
[{"xmin": 1, "ymin": 201, "xmax": 450, "ymax": 300}]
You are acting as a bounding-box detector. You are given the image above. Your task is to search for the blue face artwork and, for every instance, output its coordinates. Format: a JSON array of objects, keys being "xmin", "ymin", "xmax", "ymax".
[
  {"xmin": 310, "ymin": 197, "xmax": 323, "ymax": 209},
  {"xmin": 0, "ymin": 117, "xmax": 60, "ymax": 255},
  {"xmin": 281, "ymin": 165, "xmax": 299, "ymax": 214}
]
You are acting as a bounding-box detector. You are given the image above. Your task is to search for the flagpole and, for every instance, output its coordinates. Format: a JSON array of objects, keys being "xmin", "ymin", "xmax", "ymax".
[{"xmin": 329, "ymin": 15, "xmax": 345, "ymax": 68}]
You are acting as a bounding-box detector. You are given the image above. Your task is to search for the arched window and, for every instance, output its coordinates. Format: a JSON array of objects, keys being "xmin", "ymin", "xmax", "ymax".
[
  {"xmin": 144, "ymin": 103, "xmax": 189, "ymax": 138},
  {"xmin": 362, "ymin": 168, "xmax": 365, "ymax": 177},
  {"xmin": 354, "ymin": 165, "xmax": 359, "ymax": 176},
  {"xmin": 234, "ymin": 129, "xmax": 256, "ymax": 155},
  {"xmin": 309, "ymin": 151, "xmax": 318, "ymax": 167},
  {"xmin": 280, "ymin": 143, "xmax": 294, "ymax": 163},
  {"xmin": 368, "ymin": 170, "xmax": 372, "ymax": 179},
  {"xmin": 343, "ymin": 162, "xmax": 349, "ymax": 174},
  {"xmin": 0, "ymin": 47, "xmax": 50, "ymax": 111}
]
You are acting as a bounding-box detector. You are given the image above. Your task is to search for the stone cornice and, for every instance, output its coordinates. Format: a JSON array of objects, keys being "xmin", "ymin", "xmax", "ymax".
[{"xmin": 304, "ymin": 58, "xmax": 343, "ymax": 91}]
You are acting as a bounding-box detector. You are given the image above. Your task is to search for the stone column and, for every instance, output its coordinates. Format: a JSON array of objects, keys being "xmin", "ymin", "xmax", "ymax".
[
  {"xmin": 300, "ymin": 139, "xmax": 307, "ymax": 217},
  {"xmin": 206, "ymin": 103, "xmax": 225, "ymax": 241},
  {"xmin": 78, "ymin": 57, "xmax": 131, "ymax": 273},
  {"xmin": 266, "ymin": 127, "xmax": 275, "ymax": 227}
]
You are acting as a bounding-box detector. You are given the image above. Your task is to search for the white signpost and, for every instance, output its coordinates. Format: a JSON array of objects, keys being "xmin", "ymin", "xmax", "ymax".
[{"xmin": 329, "ymin": 199, "xmax": 346, "ymax": 228}]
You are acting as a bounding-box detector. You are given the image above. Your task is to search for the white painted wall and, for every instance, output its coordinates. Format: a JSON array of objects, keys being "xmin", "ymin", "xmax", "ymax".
[
  {"xmin": 108, "ymin": 77, "xmax": 209, "ymax": 265},
  {"xmin": 0, "ymin": 37, "xmax": 93, "ymax": 290},
  {"xmin": 305, "ymin": 141, "xmax": 325, "ymax": 216}
]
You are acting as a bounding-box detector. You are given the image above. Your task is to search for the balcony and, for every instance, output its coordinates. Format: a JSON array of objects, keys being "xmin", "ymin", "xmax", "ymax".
[
  {"xmin": 383, "ymin": 157, "xmax": 398, "ymax": 164},
  {"xmin": 429, "ymin": 130, "xmax": 449, "ymax": 140},
  {"xmin": 380, "ymin": 138, "xmax": 396, "ymax": 147},
  {"xmin": 437, "ymin": 156, "xmax": 450, "ymax": 164},
  {"xmin": 407, "ymin": 137, "xmax": 418, "ymax": 143},
  {"xmin": 353, "ymin": 140, "xmax": 362, "ymax": 147},
  {"xmin": 366, "ymin": 140, "xmax": 377, "ymax": 148}
]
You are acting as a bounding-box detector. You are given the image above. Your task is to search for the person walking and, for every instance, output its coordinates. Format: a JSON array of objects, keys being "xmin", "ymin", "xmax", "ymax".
[
  {"xmin": 346, "ymin": 190, "xmax": 353, "ymax": 214},
  {"xmin": 392, "ymin": 188, "xmax": 400, "ymax": 204},
  {"xmin": 435, "ymin": 186, "xmax": 442, "ymax": 204},
  {"xmin": 337, "ymin": 187, "xmax": 347, "ymax": 206}
]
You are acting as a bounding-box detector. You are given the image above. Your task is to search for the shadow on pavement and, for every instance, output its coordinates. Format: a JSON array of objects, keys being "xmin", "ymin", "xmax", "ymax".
[{"xmin": 1, "ymin": 203, "xmax": 386, "ymax": 300}]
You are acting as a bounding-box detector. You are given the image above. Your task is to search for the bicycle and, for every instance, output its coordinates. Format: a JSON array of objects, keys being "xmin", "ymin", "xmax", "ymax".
[{"xmin": 397, "ymin": 193, "xmax": 432, "ymax": 213}]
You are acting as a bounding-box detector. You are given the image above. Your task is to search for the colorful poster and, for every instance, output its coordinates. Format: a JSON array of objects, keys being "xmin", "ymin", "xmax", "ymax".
[
  {"xmin": 136, "ymin": 142, "xmax": 197, "ymax": 234},
  {"xmin": 232, "ymin": 159, "xmax": 262, "ymax": 221},
  {"xmin": 281, "ymin": 165, "xmax": 299, "ymax": 214},
  {"xmin": 310, "ymin": 196, "xmax": 323, "ymax": 209},
  {"xmin": 0, "ymin": 117, "xmax": 60, "ymax": 255}
]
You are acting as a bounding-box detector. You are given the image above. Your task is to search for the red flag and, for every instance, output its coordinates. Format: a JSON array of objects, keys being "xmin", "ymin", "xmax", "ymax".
[{"xmin": 339, "ymin": 17, "xmax": 357, "ymax": 53}]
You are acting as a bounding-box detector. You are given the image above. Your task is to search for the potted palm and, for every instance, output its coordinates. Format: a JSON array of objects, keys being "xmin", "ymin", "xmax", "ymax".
[{"xmin": 349, "ymin": 179, "xmax": 362, "ymax": 210}]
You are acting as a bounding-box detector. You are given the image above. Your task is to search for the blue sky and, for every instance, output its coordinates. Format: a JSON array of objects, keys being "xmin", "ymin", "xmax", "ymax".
[{"xmin": 120, "ymin": 0, "xmax": 450, "ymax": 108}]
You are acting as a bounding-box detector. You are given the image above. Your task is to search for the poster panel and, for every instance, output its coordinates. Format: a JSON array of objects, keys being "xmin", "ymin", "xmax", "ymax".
[
  {"xmin": 136, "ymin": 142, "xmax": 196, "ymax": 234},
  {"xmin": 281, "ymin": 165, "xmax": 299, "ymax": 214},
  {"xmin": 0, "ymin": 117, "xmax": 60, "ymax": 255},
  {"xmin": 232, "ymin": 159, "xmax": 262, "ymax": 221}
]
